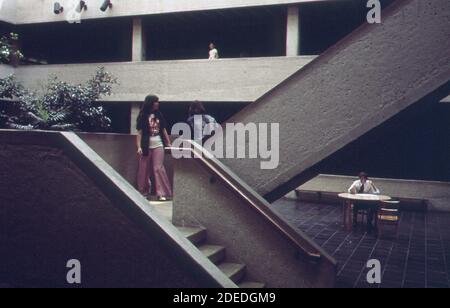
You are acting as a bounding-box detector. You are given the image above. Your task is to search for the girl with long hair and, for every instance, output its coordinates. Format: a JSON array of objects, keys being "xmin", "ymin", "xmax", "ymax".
[{"xmin": 136, "ymin": 95, "xmax": 172, "ymax": 201}]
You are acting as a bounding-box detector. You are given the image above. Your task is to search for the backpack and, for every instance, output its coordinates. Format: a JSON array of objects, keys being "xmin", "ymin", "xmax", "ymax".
[{"xmin": 187, "ymin": 114, "xmax": 219, "ymax": 142}]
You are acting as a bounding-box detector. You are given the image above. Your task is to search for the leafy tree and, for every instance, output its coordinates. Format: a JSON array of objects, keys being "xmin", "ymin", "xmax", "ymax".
[
  {"xmin": 0, "ymin": 75, "xmax": 27, "ymax": 127},
  {"xmin": 0, "ymin": 74, "xmax": 26, "ymax": 98},
  {"xmin": 0, "ymin": 67, "xmax": 118, "ymax": 132},
  {"xmin": 0, "ymin": 33, "xmax": 24, "ymax": 64}
]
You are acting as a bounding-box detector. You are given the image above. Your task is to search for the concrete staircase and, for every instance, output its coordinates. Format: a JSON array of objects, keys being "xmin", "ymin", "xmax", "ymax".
[
  {"xmin": 152, "ymin": 202, "xmax": 265, "ymax": 288},
  {"xmin": 218, "ymin": 0, "xmax": 450, "ymax": 202},
  {"xmin": 177, "ymin": 226, "xmax": 265, "ymax": 288}
]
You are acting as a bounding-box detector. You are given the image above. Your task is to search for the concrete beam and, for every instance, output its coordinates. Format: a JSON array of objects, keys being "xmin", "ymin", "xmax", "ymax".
[
  {"xmin": 14, "ymin": 56, "xmax": 316, "ymax": 102},
  {"xmin": 6, "ymin": 0, "xmax": 327, "ymax": 25},
  {"xmin": 218, "ymin": 0, "xmax": 450, "ymax": 201},
  {"xmin": 286, "ymin": 5, "xmax": 300, "ymax": 56}
]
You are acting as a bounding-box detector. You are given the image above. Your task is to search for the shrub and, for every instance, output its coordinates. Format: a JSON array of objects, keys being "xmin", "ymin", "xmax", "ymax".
[
  {"xmin": 0, "ymin": 67, "xmax": 118, "ymax": 132},
  {"xmin": 0, "ymin": 33, "xmax": 24, "ymax": 64}
]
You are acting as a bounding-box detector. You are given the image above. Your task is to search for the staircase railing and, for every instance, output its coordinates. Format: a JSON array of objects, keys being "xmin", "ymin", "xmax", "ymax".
[{"xmin": 168, "ymin": 140, "xmax": 337, "ymax": 265}]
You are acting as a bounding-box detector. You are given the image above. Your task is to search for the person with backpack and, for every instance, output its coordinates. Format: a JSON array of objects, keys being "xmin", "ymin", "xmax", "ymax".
[{"xmin": 186, "ymin": 101, "xmax": 219, "ymax": 144}]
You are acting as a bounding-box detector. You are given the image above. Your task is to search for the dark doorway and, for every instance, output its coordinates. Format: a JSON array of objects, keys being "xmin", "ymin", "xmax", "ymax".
[
  {"xmin": 101, "ymin": 102, "xmax": 131, "ymax": 134},
  {"xmin": 17, "ymin": 18, "xmax": 132, "ymax": 65},
  {"xmin": 144, "ymin": 7, "xmax": 287, "ymax": 60},
  {"xmin": 317, "ymin": 100, "xmax": 450, "ymax": 182},
  {"xmin": 300, "ymin": 0, "xmax": 396, "ymax": 55}
]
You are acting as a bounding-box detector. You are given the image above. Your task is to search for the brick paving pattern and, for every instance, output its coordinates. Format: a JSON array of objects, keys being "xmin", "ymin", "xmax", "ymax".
[{"xmin": 271, "ymin": 198, "xmax": 450, "ymax": 288}]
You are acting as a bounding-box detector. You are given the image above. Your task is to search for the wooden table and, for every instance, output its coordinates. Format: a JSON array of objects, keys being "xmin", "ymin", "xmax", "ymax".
[{"xmin": 338, "ymin": 193, "xmax": 392, "ymax": 231}]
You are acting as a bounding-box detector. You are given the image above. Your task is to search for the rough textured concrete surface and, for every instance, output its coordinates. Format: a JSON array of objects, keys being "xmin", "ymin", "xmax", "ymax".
[
  {"xmin": 220, "ymin": 0, "xmax": 450, "ymax": 200},
  {"xmin": 0, "ymin": 0, "xmax": 16, "ymax": 23},
  {"xmin": 0, "ymin": 65, "xmax": 14, "ymax": 78},
  {"xmin": 14, "ymin": 57, "xmax": 315, "ymax": 102},
  {"xmin": 79, "ymin": 133, "xmax": 139, "ymax": 186},
  {"xmin": 0, "ymin": 130, "xmax": 234, "ymax": 288},
  {"xmin": 78, "ymin": 132, "xmax": 174, "ymax": 190},
  {"xmin": 172, "ymin": 154, "xmax": 336, "ymax": 288},
  {"xmin": 132, "ymin": 17, "xmax": 146, "ymax": 62},
  {"xmin": 5, "ymin": 0, "xmax": 325, "ymax": 24},
  {"xmin": 286, "ymin": 5, "xmax": 300, "ymax": 56}
]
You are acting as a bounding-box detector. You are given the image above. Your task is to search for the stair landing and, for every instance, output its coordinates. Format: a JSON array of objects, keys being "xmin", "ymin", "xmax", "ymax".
[{"xmin": 150, "ymin": 200, "xmax": 173, "ymax": 222}]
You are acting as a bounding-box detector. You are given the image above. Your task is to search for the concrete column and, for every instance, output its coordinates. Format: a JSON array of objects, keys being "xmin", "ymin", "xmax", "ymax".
[
  {"xmin": 130, "ymin": 102, "xmax": 141, "ymax": 135},
  {"xmin": 286, "ymin": 6, "xmax": 300, "ymax": 57},
  {"xmin": 132, "ymin": 17, "xmax": 146, "ymax": 62}
]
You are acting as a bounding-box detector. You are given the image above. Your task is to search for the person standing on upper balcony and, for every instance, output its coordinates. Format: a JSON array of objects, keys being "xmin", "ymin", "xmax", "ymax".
[{"xmin": 208, "ymin": 43, "xmax": 219, "ymax": 60}]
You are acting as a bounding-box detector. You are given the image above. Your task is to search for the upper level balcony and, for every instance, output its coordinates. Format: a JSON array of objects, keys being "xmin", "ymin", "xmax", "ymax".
[{"xmin": 2, "ymin": 0, "xmax": 325, "ymax": 25}]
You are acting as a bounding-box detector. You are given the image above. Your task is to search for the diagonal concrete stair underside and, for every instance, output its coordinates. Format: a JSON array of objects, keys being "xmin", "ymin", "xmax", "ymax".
[{"xmin": 219, "ymin": 0, "xmax": 450, "ymax": 201}]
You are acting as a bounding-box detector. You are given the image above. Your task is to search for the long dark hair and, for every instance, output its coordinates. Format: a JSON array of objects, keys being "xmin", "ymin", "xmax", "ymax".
[
  {"xmin": 137, "ymin": 94, "xmax": 165, "ymax": 132},
  {"xmin": 141, "ymin": 95, "xmax": 159, "ymax": 117},
  {"xmin": 189, "ymin": 101, "xmax": 206, "ymax": 117}
]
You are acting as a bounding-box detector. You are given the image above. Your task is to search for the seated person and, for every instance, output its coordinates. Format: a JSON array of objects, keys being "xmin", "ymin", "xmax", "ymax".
[
  {"xmin": 348, "ymin": 172, "xmax": 380, "ymax": 195},
  {"xmin": 348, "ymin": 172, "xmax": 381, "ymax": 231}
]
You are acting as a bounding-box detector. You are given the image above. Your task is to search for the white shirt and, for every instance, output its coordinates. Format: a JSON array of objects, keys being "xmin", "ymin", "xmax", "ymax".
[
  {"xmin": 149, "ymin": 135, "xmax": 163, "ymax": 149},
  {"xmin": 209, "ymin": 48, "xmax": 219, "ymax": 60},
  {"xmin": 348, "ymin": 180, "xmax": 380, "ymax": 194}
]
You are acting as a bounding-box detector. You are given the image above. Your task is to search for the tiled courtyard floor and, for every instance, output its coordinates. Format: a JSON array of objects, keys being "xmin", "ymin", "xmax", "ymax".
[{"xmin": 271, "ymin": 198, "xmax": 450, "ymax": 288}]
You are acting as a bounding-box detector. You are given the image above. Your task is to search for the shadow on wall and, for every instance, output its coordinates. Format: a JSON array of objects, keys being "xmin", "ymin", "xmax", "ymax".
[{"xmin": 0, "ymin": 133, "xmax": 198, "ymax": 287}]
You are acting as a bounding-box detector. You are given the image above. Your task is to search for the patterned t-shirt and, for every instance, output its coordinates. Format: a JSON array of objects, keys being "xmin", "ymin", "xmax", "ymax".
[{"xmin": 148, "ymin": 114, "xmax": 163, "ymax": 149}]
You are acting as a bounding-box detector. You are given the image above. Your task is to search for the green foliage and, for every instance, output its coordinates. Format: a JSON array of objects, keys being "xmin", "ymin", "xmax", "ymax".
[
  {"xmin": 0, "ymin": 67, "xmax": 118, "ymax": 132},
  {"xmin": 0, "ymin": 75, "xmax": 26, "ymax": 98},
  {"xmin": 0, "ymin": 33, "xmax": 24, "ymax": 64}
]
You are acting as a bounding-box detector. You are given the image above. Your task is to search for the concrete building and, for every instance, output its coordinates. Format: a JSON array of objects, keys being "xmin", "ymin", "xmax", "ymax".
[
  {"xmin": 1, "ymin": 0, "xmax": 450, "ymax": 288},
  {"xmin": 2, "ymin": 0, "xmax": 398, "ymax": 132}
]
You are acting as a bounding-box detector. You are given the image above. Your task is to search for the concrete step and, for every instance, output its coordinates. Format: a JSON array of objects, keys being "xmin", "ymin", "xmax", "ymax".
[
  {"xmin": 238, "ymin": 281, "xmax": 266, "ymax": 289},
  {"xmin": 176, "ymin": 227, "xmax": 265, "ymax": 287},
  {"xmin": 177, "ymin": 226, "xmax": 207, "ymax": 245},
  {"xmin": 218, "ymin": 263, "xmax": 246, "ymax": 284},
  {"xmin": 198, "ymin": 244, "xmax": 226, "ymax": 265}
]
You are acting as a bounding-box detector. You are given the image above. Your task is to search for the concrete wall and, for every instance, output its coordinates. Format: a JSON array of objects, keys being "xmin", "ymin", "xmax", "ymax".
[
  {"xmin": 0, "ymin": 130, "xmax": 235, "ymax": 288},
  {"xmin": 218, "ymin": 0, "xmax": 450, "ymax": 201},
  {"xmin": 14, "ymin": 57, "xmax": 315, "ymax": 102},
  {"xmin": 172, "ymin": 150, "xmax": 336, "ymax": 288},
  {"xmin": 0, "ymin": 0, "xmax": 15, "ymax": 23},
  {"xmin": 78, "ymin": 133, "xmax": 139, "ymax": 186},
  {"xmin": 0, "ymin": 64, "xmax": 15, "ymax": 78},
  {"xmin": 78, "ymin": 132, "xmax": 174, "ymax": 191},
  {"xmin": 294, "ymin": 174, "xmax": 450, "ymax": 212},
  {"xmin": 6, "ymin": 0, "xmax": 325, "ymax": 24}
]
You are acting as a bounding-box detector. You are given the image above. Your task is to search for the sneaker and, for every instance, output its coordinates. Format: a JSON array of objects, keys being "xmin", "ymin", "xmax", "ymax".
[{"xmin": 157, "ymin": 196, "xmax": 167, "ymax": 201}]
